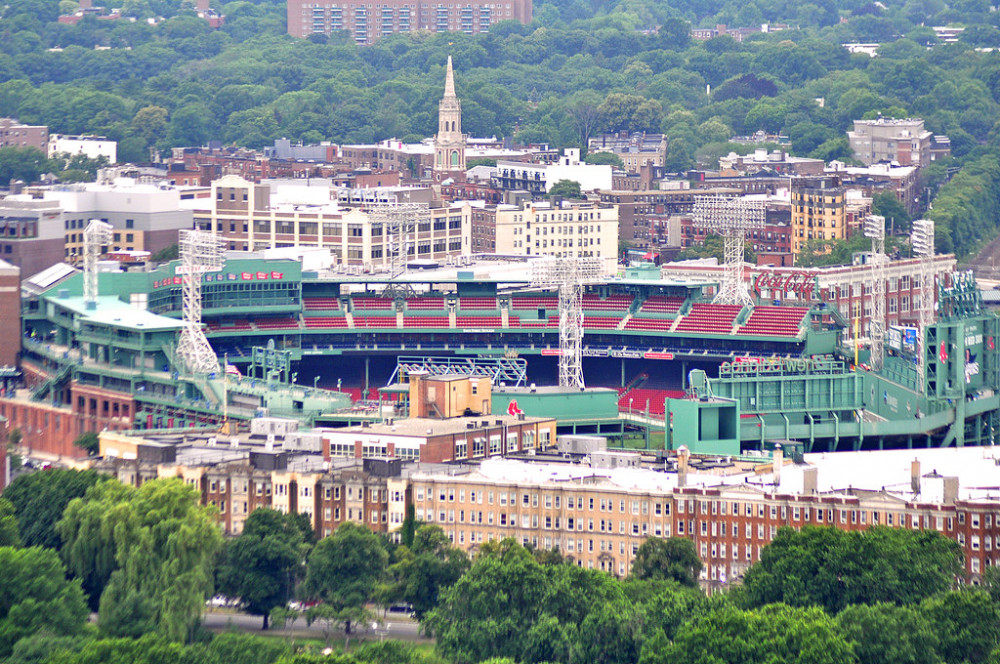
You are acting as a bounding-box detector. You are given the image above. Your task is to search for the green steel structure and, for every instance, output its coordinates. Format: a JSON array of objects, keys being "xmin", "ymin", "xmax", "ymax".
[
  {"xmin": 20, "ymin": 254, "xmax": 1000, "ymax": 454},
  {"xmin": 668, "ymin": 274, "xmax": 1000, "ymax": 455}
]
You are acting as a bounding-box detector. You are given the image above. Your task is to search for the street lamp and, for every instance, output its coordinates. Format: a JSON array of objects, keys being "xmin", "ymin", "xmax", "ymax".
[{"xmin": 629, "ymin": 398, "xmax": 634, "ymax": 414}]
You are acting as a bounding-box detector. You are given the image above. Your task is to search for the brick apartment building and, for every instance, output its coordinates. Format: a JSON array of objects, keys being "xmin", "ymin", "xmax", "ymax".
[
  {"xmin": 288, "ymin": 0, "xmax": 532, "ymax": 42},
  {"xmin": 0, "ymin": 118, "xmax": 48, "ymax": 153}
]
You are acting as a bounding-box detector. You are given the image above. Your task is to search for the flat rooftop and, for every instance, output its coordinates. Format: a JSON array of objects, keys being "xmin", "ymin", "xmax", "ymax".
[{"xmin": 330, "ymin": 413, "xmax": 552, "ymax": 438}]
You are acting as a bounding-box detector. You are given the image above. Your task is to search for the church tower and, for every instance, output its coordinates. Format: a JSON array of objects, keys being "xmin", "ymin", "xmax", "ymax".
[{"xmin": 434, "ymin": 56, "xmax": 466, "ymax": 176}]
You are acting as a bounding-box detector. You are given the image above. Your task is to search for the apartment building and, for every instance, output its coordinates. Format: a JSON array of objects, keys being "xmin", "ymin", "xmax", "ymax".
[
  {"xmin": 488, "ymin": 199, "xmax": 619, "ymax": 274},
  {"xmin": 410, "ymin": 447, "xmax": 1000, "ymax": 583},
  {"xmin": 847, "ymin": 118, "xmax": 946, "ymax": 168},
  {"xmin": 790, "ymin": 175, "xmax": 846, "ymax": 255},
  {"xmin": 0, "ymin": 118, "xmax": 48, "ymax": 152},
  {"xmin": 587, "ymin": 133, "xmax": 668, "ymax": 174},
  {"xmin": 194, "ymin": 174, "xmax": 471, "ymax": 268},
  {"xmin": 288, "ymin": 0, "xmax": 531, "ymax": 42}
]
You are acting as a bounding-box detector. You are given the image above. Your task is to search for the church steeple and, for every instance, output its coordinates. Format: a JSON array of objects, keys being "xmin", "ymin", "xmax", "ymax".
[{"xmin": 435, "ymin": 55, "xmax": 465, "ymax": 175}]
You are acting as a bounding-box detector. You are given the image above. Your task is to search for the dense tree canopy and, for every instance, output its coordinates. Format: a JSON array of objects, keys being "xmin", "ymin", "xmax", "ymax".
[
  {"xmin": 3, "ymin": 468, "xmax": 106, "ymax": 550},
  {"xmin": 2, "ymin": 0, "xmax": 1000, "ymax": 251},
  {"xmin": 384, "ymin": 524, "xmax": 469, "ymax": 620},
  {"xmin": 629, "ymin": 536, "xmax": 702, "ymax": 587},
  {"xmin": 216, "ymin": 508, "xmax": 311, "ymax": 630},
  {"xmin": 0, "ymin": 546, "xmax": 89, "ymax": 657},
  {"xmin": 57, "ymin": 477, "xmax": 223, "ymax": 641},
  {"xmin": 736, "ymin": 526, "xmax": 963, "ymax": 613}
]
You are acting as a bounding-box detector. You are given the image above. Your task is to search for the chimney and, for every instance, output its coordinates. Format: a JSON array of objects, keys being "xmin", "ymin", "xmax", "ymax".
[
  {"xmin": 772, "ymin": 444, "xmax": 783, "ymax": 486},
  {"xmin": 802, "ymin": 466, "xmax": 818, "ymax": 495},
  {"xmin": 677, "ymin": 446, "xmax": 689, "ymax": 488},
  {"xmin": 911, "ymin": 458, "xmax": 920, "ymax": 493}
]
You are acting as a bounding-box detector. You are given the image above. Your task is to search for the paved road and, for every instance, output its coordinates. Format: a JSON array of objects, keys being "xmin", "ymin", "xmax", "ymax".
[{"xmin": 203, "ymin": 609, "xmax": 430, "ymax": 642}]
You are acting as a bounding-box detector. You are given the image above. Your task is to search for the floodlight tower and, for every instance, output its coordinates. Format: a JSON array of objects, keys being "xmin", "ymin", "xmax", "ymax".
[
  {"xmin": 175, "ymin": 229, "xmax": 226, "ymax": 375},
  {"xmin": 531, "ymin": 256, "xmax": 603, "ymax": 389},
  {"xmin": 371, "ymin": 202, "xmax": 428, "ymax": 278},
  {"xmin": 82, "ymin": 219, "xmax": 113, "ymax": 309},
  {"xmin": 693, "ymin": 195, "xmax": 765, "ymax": 307},
  {"xmin": 911, "ymin": 219, "xmax": 935, "ymax": 328},
  {"xmin": 863, "ymin": 214, "xmax": 887, "ymax": 370}
]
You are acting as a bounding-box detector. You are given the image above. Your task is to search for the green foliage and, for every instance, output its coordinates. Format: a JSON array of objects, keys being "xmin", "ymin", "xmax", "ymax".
[
  {"xmin": 57, "ymin": 478, "xmax": 223, "ymax": 642},
  {"xmin": 303, "ymin": 523, "xmax": 388, "ymax": 630},
  {"xmin": 466, "ymin": 157, "xmax": 497, "ymax": 168},
  {"xmin": 0, "ymin": 147, "xmax": 52, "ymax": 183},
  {"xmin": 645, "ymin": 603, "xmax": 856, "ymax": 664},
  {"xmin": 736, "ymin": 526, "xmax": 963, "ymax": 614},
  {"xmin": 216, "ymin": 508, "xmax": 309, "ymax": 629},
  {"xmin": 836, "ymin": 603, "xmax": 943, "ymax": 664},
  {"xmin": 583, "ymin": 151, "xmax": 624, "ymax": 167},
  {"xmin": 871, "ymin": 191, "xmax": 912, "ymax": 230},
  {"xmin": 629, "ymin": 536, "xmax": 702, "ymax": 587},
  {"xmin": 0, "ymin": 498, "xmax": 21, "ymax": 547},
  {"xmin": 426, "ymin": 538, "xmax": 645, "ymax": 664},
  {"xmin": 3, "ymin": 468, "xmax": 105, "ymax": 550},
  {"xmin": 548, "ymin": 179, "xmax": 583, "ymax": 198},
  {"xmin": 384, "ymin": 524, "xmax": 469, "ymax": 620},
  {"xmin": 677, "ymin": 234, "xmax": 755, "ymax": 263},
  {"xmin": 0, "ymin": 546, "xmax": 89, "ymax": 657},
  {"xmin": 72, "ymin": 432, "xmax": 100, "ymax": 456},
  {"xmin": 921, "ymin": 590, "xmax": 1000, "ymax": 664},
  {"xmin": 151, "ymin": 244, "xmax": 179, "ymax": 262}
]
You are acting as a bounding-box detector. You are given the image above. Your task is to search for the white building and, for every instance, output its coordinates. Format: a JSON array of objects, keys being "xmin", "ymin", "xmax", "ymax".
[
  {"xmin": 495, "ymin": 149, "xmax": 613, "ymax": 194},
  {"xmin": 48, "ymin": 134, "xmax": 117, "ymax": 163},
  {"xmin": 490, "ymin": 199, "xmax": 619, "ymax": 275}
]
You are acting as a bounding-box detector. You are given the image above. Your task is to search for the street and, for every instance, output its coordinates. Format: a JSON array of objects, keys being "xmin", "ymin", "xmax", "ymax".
[{"xmin": 202, "ymin": 609, "xmax": 431, "ymax": 643}]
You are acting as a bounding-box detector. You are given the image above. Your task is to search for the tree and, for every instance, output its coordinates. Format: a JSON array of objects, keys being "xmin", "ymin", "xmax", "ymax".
[
  {"xmin": 0, "ymin": 498, "xmax": 20, "ymax": 547},
  {"xmin": 216, "ymin": 508, "xmax": 308, "ymax": 630},
  {"xmin": 131, "ymin": 105, "xmax": 169, "ymax": 146},
  {"xmin": 3, "ymin": 468, "xmax": 105, "ymax": 550},
  {"xmin": 302, "ymin": 523, "xmax": 388, "ymax": 635},
  {"xmin": 151, "ymin": 244, "xmax": 179, "ymax": 262},
  {"xmin": 629, "ymin": 537, "xmax": 702, "ymax": 587},
  {"xmin": 0, "ymin": 546, "xmax": 89, "ymax": 657},
  {"xmin": 871, "ymin": 190, "xmax": 912, "ymax": 230},
  {"xmin": 0, "ymin": 147, "xmax": 53, "ymax": 184},
  {"xmin": 385, "ymin": 524, "xmax": 469, "ymax": 620},
  {"xmin": 836, "ymin": 603, "xmax": 943, "ymax": 664},
  {"xmin": 737, "ymin": 526, "xmax": 963, "ymax": 614},
  {"xmin": 922, "ymin": 591, "xmax": 1000, "ymax": 664},
  {"xmin": 548, "ymin": 179, "xmax": 582, "ymax": 198},
  {"xmin": 646, "ymin": 603, "xmax": 856, "ymax": 664},
  {"xmin": 72, "ymin": 431, "xmax": 100, "ymax": 456},
  {"xmin": 584, "ymin": 151, "xmax": 624, "ymax": 167},
  {"xmin": 57, "ymin": 477, "xmax": 223, "ymax": 642}
]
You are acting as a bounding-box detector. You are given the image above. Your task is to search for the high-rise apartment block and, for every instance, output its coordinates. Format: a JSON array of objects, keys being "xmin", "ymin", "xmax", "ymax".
[
  {"xmin": 790, "ymin": 175, "xmax": 846, "ymax": 255},
  {"xmin": 288, "ymin": 0, "xmax": 532, "ymax": 43}
]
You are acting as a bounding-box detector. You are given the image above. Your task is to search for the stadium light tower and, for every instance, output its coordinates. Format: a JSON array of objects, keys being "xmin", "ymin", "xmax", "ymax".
[
  {"xmin": 693, "ymin": 195, "xmax": 765, "ymax": 307},
  {"xmin": 531, "ymin": 256, "xmax": 603, "ymax": 389},
  {"xmin": 175, "ymin": 229, "xmax": 226, "ymax": 375},
  {"xmin": 371, "ymin": 201, "xmax": 428, "ymax": 278},
  {"xmin": 911, "ymin": 219, "xmax": 935, "ymax": 328},
  {"xmin": 863, "ymin": 214, "xmax": 886, "ymax": 370},
  {"xmin": 82, "ymin": 219, "xmax": 113, "ymax": 309}
]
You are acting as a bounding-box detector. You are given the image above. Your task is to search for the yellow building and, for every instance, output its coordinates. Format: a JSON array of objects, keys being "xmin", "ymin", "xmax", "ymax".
[{"xmin": 791, "ymin": 176, "xmax": 846, "ymax": 256}]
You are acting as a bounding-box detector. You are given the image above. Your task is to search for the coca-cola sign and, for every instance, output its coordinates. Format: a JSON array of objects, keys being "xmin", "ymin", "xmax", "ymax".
[{"xmin": 752, "ymin": 272, "xmax": 817, "ymax": 298}]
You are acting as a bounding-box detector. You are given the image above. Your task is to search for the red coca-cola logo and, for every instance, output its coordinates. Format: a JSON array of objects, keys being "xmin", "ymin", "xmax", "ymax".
[{"xmin": 752, "ymin": 272, "xmax": 816, "ymax": 298}]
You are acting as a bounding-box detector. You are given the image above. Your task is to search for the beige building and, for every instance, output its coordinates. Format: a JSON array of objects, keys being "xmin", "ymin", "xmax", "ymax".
[
  {"xmin": 194, "ymin": 174, "xmax": 471, "ymax": 268},
  {"xmin": 847, "ymin": 118, "xmax": 933, "ymax": 167},
  {"xmin": 490, "ymin": 200, "xmax": 619, "ymax": 274}
]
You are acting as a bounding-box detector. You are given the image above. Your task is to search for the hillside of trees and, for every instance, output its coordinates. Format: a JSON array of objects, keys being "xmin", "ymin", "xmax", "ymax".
[{"xmin": 3, "ymin": 0, "xmax": 1000, "ymax": 250}]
